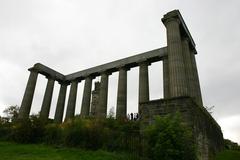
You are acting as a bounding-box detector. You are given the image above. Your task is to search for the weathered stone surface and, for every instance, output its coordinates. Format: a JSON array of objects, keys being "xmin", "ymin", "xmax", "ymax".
[
  {"xmin": 80, "ymin": 77, "xmax": 93, "ymax": 116},
  {"xmin": 54, "ymin": 82, "xmax": 68, "ymax": 123},
  {"xmin": 19, "ymin": 70, "xmax": 38, "ymax": 119},
  {"xmin": 96, "ymin": 72, "xmax": 109, "ymax": 117},
  {"xmin": 65, "ymin": 80, "xmax": 78, "ymax": 121},
  {"xmin": 182, "ymin": 38, "xmax": 195, "ymax": 97},
  {"xmin": 90, "ymin": 82, "xmax": 101, "ymax": 116},
  {"xmin": 116, "ymin": 68, "xmax": 127, "ymax": 119},
  {"xmin": 162, "ymin": 16, "xmax": 188, "ymax": 97},
  {"xmin": 163, "ymin": 56, "xmax": 170, "ymax": 98},
  {"xmin": 190, "ymin": 50, "xmax": 203, "ymax": 106},
  {"xmin": 139, "ymin": 62, "xmax": 149, "ymax": 104},
  {"xmin": 40, "ymin": 78, "xmax": 55, "ymax": 120},
  {"xmin": 66, "ymin": 48, "xmax": 167, "ymax": 80},
  {"xmin": 30, "ymin": 63, "xmax": 65, "ymax": 82}
]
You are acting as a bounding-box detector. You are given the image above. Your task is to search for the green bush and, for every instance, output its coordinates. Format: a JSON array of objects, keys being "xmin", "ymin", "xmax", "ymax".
[
  {"xmin": 63, "ymin": 118, "xmax": 87, "ymax": 147},
  {"xmin": 0, "ymin": 117, "xmax": 11, "ymax": 140},
  {"xmin": 44, "ymin": 123, "xmax": 62, "ymax": 145},
  {"xmin": 144, "ymin": 113, "xmax": 197, "ymax": 160},
  {"xmin": 2, "ymin": 115, "xmax": 141, "ymax": 156},
  {"xmin": 10, "ymin": 115, "xmax": 46, "ymax": 143}
]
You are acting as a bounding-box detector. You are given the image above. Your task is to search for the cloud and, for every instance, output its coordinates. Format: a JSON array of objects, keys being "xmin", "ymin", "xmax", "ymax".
[{"xmin": 218, "ymin": 115, "xmax": 240, "ymax": 144}]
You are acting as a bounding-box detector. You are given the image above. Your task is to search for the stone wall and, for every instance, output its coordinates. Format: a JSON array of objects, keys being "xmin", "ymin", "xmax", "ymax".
[{"xmin": 139, "ymin": 96, "xmax": 224, "ymax": 160}]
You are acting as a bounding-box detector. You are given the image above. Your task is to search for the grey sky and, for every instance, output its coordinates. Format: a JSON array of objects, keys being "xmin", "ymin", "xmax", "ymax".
[{"xmin": 0, "ymin": 0, "xmax": 240, "ymax": 143}]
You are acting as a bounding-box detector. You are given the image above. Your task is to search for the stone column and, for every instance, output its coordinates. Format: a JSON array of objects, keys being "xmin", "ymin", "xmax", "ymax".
[
  {"xmin": 40, "ymin": 77, "xmax": 55, "ymax": 120},
  {"xmin": 19, "ymin": 69, "xmax": 38, "ymax": 119},
  {"xmin": 139, "ymin": 61, "xmax": 149, "ymax": 104},
  {"xmin": 190, "ymin": 51, "xmax": 203, "ymax": 106},
  {"xmin": 54, "ymin": 82, "xmax": 68, "ymax": 123},
  {"xmin": 80, "ymin": 76, "xmax": 93, "ymax": 116},
  {"xmin": 182, "ymin": 38, "xmax": 195, "ymax": 98},
  {"xmin": 162, "ymin": 17, "xmax": 188, "ymax": 97},
  {"xmin": 65, "ymin": 80, "xmax": 78, "ymax": 121},
  {"xmin": 96, "ymin": 72, "xmax": 109, "ymax": 117},
  {"xmin": 116, "ymin": 67, "xmax": 127, "ymax": 119},
  {"xmin": 163, "ymin": 57, "xmax": 170, "ymax": 98}
]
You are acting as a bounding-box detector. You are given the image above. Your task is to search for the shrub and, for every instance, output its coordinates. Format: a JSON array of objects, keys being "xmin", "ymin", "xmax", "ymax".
[
  {"xmin": 144, "ymin": 113, "xmax": 197, "ymax": 160},
  {"xmin": 0, "ymin": 117, "xmax": 11, "ymax": 140},
  {"xmin": 44, "ymin": 123, "xmax": 62, "ymax": 145},
  {"xmin": 10, "ymin": 115, "xmax": 46, "ymax": 143}
]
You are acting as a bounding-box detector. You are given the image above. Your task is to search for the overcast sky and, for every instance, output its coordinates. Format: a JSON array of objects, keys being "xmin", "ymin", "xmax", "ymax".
[{"xmin": 0, "ymin": 0, "xmax": 239, "ymax": 143}]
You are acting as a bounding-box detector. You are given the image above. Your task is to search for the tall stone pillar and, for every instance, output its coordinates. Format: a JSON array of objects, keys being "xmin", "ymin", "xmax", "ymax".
[
  {"xmin": 116, "ymin": 67, "xmax": 127, "ymax": 119},
  {"xmin": 163, "ymin": 57, "xmax": 170, "ymax": 98},
  {"xmin": 80, "ymin": 76, "xmax": 93, "ymax": 116},
  {"xmin": 190, "ymin": 52, "xmax": 203, "ymax": 106},
  {"xmin": 162, "ymin": 16, "xmax": 188, "ymax": 97},
  {"xmin": 19, "ymin": 69, "xmax": 38, "ymax": 119},
  {"xmin": 182, "ymin": 38, "xmax": 195, "ymax": 98},
  {"xmin": 40, "ymin": 77, "xmax": 55, "ymax": 120},
  {"xmin": 65, "ymin": 80, "xmax": 78, "ymax": 121},
  {"xmin": 96, "ymin": 72, "xmax": 109, "ymax": 117},
  {"xmin": 139, "ymin": 61, "xmax": 150, "ymax": 104},
  {"xmin": 54, "ymin": 82, "xmax": 68, "ymax": 123}
]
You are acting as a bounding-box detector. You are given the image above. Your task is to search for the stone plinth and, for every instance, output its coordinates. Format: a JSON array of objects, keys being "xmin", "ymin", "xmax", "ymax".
[{"xmin": 139, "ymin": 97, "xmax": 224, "ymax": 160}]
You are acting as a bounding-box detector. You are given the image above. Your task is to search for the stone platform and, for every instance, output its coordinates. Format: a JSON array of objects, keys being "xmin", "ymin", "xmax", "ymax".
[{"xmin": 140, "ymin": 96, "xmax": 224, "ymax": 160}]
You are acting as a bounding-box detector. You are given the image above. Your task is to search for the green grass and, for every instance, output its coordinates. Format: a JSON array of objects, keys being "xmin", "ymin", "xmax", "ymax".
[
  {"xmin": 215, "ymin": 150, "xmax": 240, "ymax": 160},
  {"xmin": 0, "ymin": 141, "xmax": 135, "ymax": 160}
]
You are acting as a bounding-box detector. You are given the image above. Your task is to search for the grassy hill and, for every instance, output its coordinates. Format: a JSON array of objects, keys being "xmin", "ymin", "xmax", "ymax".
[
  {"xmin": 0, "ymin": 141, "xmax": 135, "ymax": 160},
  {"xmin": 215, "ymin": 150, "xmax": 240, "ymax": 160},
  {"xmin": 1, "ymin": 141, "xmax": 240, "ymax": 160}
]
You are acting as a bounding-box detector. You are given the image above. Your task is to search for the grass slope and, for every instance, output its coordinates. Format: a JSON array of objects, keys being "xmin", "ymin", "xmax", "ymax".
[
  {"xmin": 215, "ymin": 150, "xmax": 240, "ymax": 160},
  {"xmin": 0, "ymin": 141, "xmax": 134, "ymax": 160}
]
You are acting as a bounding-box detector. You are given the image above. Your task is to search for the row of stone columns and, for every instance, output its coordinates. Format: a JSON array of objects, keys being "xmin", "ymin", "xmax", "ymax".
[
  {"xmin": 19, "ymin": 62, "xmax": 150, "ymax": 122},
  {"xmin": 162, "ymin": 15, "xmax": 203, "ymax": 106}
]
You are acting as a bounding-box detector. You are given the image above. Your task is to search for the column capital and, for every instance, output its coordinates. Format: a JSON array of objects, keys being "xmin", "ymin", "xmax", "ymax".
[
  {"xmin": 44, "ymin": 74, "xmax": 56, "ymax": 80},
  {"xmin": 137, "ymin": 59, "xmax": 151, "ymax": 66},
  {"xmin": 162, "ymin": 17, "xmax": 180, "ymax": 26},
  {"xmin": 58, "ymin": 80, "xmax": 70, "ymax": 86},
  {"xmin": 117, "ymin": 65, "xmax": 130, "ymax": 71},
  {"xmin": 28, "ymin": 67, "xmax": 39, "ymax": 73},
  {"xmin": 100, "ymin": 70, "xmax": 112, "ymax": 76},
  {"xmin": 84, "ymin": 75, "xmax": 96, "ymax": 80},
  {"xmin": 71, "ymin": 78, "xmax": 81, "ymax": 83}
]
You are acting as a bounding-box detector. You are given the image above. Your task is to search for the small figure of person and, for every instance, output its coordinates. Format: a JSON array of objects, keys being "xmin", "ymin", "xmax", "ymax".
[{"xmin": 130, "ymin": 113, "xmax": 134, "ymax": 120}]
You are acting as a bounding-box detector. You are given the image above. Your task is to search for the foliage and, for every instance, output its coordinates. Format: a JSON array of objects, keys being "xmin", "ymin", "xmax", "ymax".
[
  {"xmin": 10, "ymin": 115, "xmax": 46, "ymax": 143},
  {"xmin": 61, "ymin": 117, "xmax": 140, "ymax": 153},
  {"xmin": 224, "ymin": 139, "xmax": 240, "ymax": 150},
  {"xmin": 3, "ymin": 105, "xmax": 19, "ymax": 122},
  {"xmin": 0, "ymin": 116, "xmax": 11, "ymax": 140},
  {"xmin": 44, "ymin": 123, "xmax": 63, "ymax": 145},
  {"xmin": 144, "ymin": 113, "xmax": 197, "ymax": 160}
]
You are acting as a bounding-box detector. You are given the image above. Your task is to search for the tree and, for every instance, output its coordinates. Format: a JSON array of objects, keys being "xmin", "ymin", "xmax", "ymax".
[
  {"xmin": 3, "ymin": 105, "xmax": 19, "ymax": 122},
  {"xmin": 144, "ymin": 113, "xmax": 197, "ymax": 160},
  {"xmin": 108, "ymin": 106, "xmax": 115, "ymax": 118}
]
